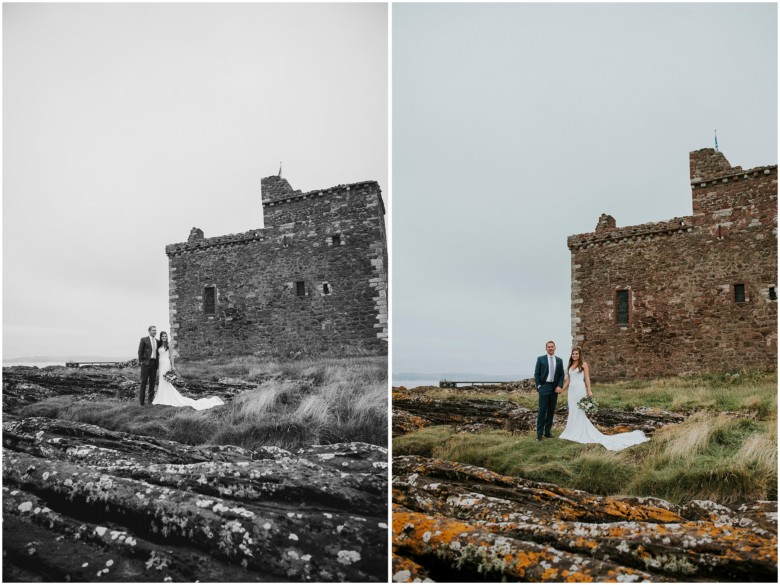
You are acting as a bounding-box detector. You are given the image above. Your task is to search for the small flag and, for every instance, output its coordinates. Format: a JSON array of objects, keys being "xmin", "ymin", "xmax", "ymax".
[{"xmin": 714, "ymin": 131, "xmax": 718, "ymax": 151}]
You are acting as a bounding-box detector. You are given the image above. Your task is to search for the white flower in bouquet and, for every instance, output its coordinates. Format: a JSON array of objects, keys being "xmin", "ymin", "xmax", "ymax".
[
  {"xmin": 577, "ymin": 395, "xmax": 599, "ymax": 416},
  {"xmin": 163, "ymin": 369, "xmax": 188, "ymax": 390}
]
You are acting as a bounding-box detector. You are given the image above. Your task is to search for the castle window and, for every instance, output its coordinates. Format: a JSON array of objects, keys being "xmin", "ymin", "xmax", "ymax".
[
  {"xmin": 770, "ymin": 287, "xmax": 777, "ymax": 301},
  {"xmin": 323, "ymin": 283, "xmax": 331, "ymax": 295},
  {"xmin": 615, "ymin": 289, "xmax": 631, "ymax": 324},
  {"xmin": 296, "ymin": 281, "xmax": 306, "ymax": 297},
  {"xmin": 734, "ymin": 284, "xmax": 746, "ymax": 303},
  {"xmin": 204, "ymin": 286, "xmax": 216, "ymax": 314},
  {"xmin": 332, "ymin": 234, "xmax": 341, "ymax": 246}
]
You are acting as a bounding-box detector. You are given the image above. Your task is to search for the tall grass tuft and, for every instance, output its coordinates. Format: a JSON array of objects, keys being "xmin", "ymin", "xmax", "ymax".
[{"xmin": 652, "ymin": 412, "xmax": 728, "ymax": 461}]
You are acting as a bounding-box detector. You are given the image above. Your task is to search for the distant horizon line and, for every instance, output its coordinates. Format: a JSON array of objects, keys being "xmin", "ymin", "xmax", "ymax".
[
  {"xmin": 394, "ymin": 371, "xmax": 533, "ymax": 380},
  {"xmin": 3, "ymin": 354, "xmax": 131, "ymax": 363}
]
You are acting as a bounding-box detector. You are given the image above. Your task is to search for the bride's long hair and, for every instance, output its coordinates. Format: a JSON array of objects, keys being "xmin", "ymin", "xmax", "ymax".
[
  {"xmin": 159, "ymin": 332, "xmax": 170, "ymax": 352},
  {"xmin": 568, "ymin": 347, "xmax": 584, "ymax": 373}
]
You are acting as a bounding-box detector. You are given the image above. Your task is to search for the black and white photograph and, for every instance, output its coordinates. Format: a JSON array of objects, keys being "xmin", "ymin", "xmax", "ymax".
[
  {"xmin": 3, "ymin": 2, "xmax": 388, "ymax": 582},
  {"xmin": 390, "ymin": 2, "xmax": 777, "ymax": 582}
]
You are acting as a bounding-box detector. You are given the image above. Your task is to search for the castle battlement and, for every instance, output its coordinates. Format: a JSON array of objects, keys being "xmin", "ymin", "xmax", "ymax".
[
  {"xmin": 166, "ymin": 229, "xmax": 268, "ymax": 256},
  {"xmin": 261, "ymin": 176, "xmax": 384, "ymax": 213},
  {"xmin": 260, "ymin": 176, "xmax": 384, "ymax": 229},
  {"xmin": 690, "ymin": 164, "xmax": 776, "ymax": 186},
  {"xmin": 567, "ymin": 216, "xmax": 694, "ymax": 250}
]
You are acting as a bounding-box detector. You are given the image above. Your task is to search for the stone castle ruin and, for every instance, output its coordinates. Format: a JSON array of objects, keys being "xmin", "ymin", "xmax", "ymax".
[
  {"xmin": 166, "ymin": 174, "xmax": 387, "ymax": 359},
  {"xmin": 568, "ymin": 148, "xmax": 777, "ymax": 381}
]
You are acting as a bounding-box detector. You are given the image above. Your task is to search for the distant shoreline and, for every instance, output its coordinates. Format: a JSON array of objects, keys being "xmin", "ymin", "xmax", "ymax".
[
  {"xmin": 3, "ymin": 356, "xmax": 130, "ymax": 368},
  {"xmin": 394, "ymin": 374, "xmax": 533, "ymax": 389},
  {"xmin": 4, "ymin": 361, "xmax": 68, "ymax": 368}
]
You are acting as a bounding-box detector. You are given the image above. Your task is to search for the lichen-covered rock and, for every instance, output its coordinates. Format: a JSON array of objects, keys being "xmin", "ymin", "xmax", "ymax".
[
  {"xmin": 2, "ymin": 366, "xmax": 254, "ymax": 414},
  {"xmin": 394, "ymin": 455, "xmax": 684, "ymax": 525},
  {"xmin": 391, "ymin": 409, "xmax": 433, "ymax": 438},
  {"xmin": 392, "ymin": 456, "xmax": 777, "ymax": 582},
  {"xmin": 393, "ymin": 505, "xmax": 663, "ymax": 582},
  {"xmin": 2, "ymin": 366, "xmax": 130, "ymax": 412},
  {"xmin": 391, "ymin": 553, "xmax": 433, "ymax": 582},
  {"xmin": 393, "ymin": 393, "xmax": 683, "ymax": 437},
  {"xmin": 3, "ymin": 417, "xmax": 388, "ymax": 582},
  {"xmin": 392, "ymin": 396, "xmax": 530, "ymax": 434}
]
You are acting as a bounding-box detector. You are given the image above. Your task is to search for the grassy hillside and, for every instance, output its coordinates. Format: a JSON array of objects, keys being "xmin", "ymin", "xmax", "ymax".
[
  {"xmin": 394, "ymin": 371, "xmax": 777, "ymax": 505},
  {"xmin": 20, "ymin": 355, "xmax": 388, "ymax": 449}
]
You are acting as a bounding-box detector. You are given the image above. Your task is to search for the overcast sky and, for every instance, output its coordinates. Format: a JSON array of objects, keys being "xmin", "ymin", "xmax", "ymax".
[
  {"xmin": 3, "ymin": 2, "xmax": 387, "ymax": 360},
  {"xmin": 392, "ymin": 2, "xmax": 777, "ymax": 379}
]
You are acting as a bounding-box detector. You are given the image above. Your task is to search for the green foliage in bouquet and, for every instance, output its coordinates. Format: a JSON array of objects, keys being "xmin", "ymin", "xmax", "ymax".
[
  {"xmin": 163, "ymin": 369, "xmax": 188, "ymax": 390},
  {"xmin": 577, "ymin": 395, "xmax": 599, "ymax": 415}
]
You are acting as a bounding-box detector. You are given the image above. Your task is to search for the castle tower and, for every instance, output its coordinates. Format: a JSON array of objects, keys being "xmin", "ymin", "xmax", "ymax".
[
  {"xmin": 166, "ymin": 175, "xmax": 387, "ymax": 360},
  {"xmin": 567, "ymin": 149, "xmax": 777, "ymax": 380}
]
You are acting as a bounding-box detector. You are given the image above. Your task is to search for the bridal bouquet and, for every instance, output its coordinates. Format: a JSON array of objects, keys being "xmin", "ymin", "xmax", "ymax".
[
  {"xmin": 577, "ymin": 395, "xmax": 599, "ymax": 415},
  {"xmin": 163, "ymin": 369, "xmax": 188, "ymax": 390}
]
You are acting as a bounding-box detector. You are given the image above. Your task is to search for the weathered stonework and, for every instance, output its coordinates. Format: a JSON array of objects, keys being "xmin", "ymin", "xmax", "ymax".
[
  {"xmin": 166, "ymin": 175, "xmax": 387, "ymax": 359},
  {"xmin": 568, "ymin": 149, "xmax": 777, "ymax": 381}
]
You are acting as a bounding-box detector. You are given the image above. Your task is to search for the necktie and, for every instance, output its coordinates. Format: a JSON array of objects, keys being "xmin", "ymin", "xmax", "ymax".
[{"xmin": 548, "ymin": 356, "xmax": 554, "ymax": 382}]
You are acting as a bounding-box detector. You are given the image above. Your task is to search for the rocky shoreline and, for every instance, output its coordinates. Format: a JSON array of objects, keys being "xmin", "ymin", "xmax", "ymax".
[
  {"xmin": 3, "ymin": 366, "xmax": 388, "ymax": 582},
  {"xmin": 392, "ymin": 385, "xmax": 778, "ymax": 582},
  {"xmin": 393, "ymin": 384, "xmax": 685, "ymax": 437},
  {"xmin": 392, "ymin": 455, "xmax": 777, "ymax": 582}
]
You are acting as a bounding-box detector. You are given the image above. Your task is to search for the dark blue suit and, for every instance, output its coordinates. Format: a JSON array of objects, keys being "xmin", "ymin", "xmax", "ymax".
[
  {"xmin": 534, "ymin": 354, "xmax": 565, "ymax": 438},
  {"xmin": 138, "ymin": 336, "xmax": 158, "ymax": 405}
]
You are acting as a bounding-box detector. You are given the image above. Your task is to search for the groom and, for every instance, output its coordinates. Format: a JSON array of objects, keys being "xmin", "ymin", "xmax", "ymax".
[
  {"xmin": 533, "ymin": 340, "xmax": 565, "ymax": 441},
  {"xmin": 138, "ymin": 325, "xmax": 158, "ymax": 406}
]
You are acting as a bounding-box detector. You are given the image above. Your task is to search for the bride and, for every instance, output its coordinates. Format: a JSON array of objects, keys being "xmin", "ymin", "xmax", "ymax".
[
  {"xmin": 559, "ymin": 347, "xmax": 648, "ymax": 451},
  {"xmin": 152, "ymin": 332, "xmax": 224, "ymax": 411}
]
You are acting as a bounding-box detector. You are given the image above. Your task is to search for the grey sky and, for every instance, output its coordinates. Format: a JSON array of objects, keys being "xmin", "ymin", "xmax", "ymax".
[
  {"xmin": 392, "ymin": 2, "xmax": 777, "ymax": 378},
  {"xmin": 3, "ymin": 2, "xmax": 387, "ymax": 359}
]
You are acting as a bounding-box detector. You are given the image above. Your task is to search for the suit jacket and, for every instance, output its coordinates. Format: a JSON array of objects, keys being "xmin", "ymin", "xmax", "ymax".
[
  {"xmin": 138, "ymin": 336, "xmax": 159, "ymax": 367},
  {"xmin": 534, "ymin": 354, "xmax": 565, "ymax": 390}
]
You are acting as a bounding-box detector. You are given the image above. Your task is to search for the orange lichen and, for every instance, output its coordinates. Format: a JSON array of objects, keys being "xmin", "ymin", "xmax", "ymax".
[
  {"xmin": 392, "ymin": 454, "xmax": 777, "ymax": 582},
  {"xmin": 541, "ymin": 567, "xmax": 560, "ymax": 580},
  {"xmin": 563, "ymin": 572, "xmax": 595, "ymax": 582}
]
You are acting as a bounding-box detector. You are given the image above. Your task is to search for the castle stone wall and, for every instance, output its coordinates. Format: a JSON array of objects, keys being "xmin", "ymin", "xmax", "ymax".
[
  {"xmin": 166, "ymin": 176, "xmax": 387, "ymax": 360},
  {"xmin": 568, "ymin": 149, "xmax": 777, "ymax": 381}
]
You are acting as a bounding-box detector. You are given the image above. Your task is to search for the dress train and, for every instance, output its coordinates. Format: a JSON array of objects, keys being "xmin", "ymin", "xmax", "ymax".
[
  {"xmin": 559, "ymin": 368, "xmax": 648, "ymax": 451},
  {"xmin": 152, "ymin": 347, "xmax": 224, "ymax": 411}
]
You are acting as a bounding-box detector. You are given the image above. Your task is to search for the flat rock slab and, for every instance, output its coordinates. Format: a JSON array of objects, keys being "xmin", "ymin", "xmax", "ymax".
[
  {"xmin": 2, "ymin": 366, "xmax": 258, "ymax": 414},
  {"xmin": 392, "ymin": 455, "xmax": 777, "ymax": 582},
  {"xmin": 3, "ymin": 417, "xmax": 388, "ymax": 582},
  {"xmin": 393, "ymin": 393, "xmax": 684, "ymax": 437},
  {"xmin": 392, "ymin": 396, "xmax": 530, "ymax": 436}
]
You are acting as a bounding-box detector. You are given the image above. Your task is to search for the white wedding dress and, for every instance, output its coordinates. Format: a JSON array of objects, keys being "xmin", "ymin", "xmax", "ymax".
[
  {"xmin": 152, "ymin": 347, "xmax": 224, "ymax": 411},
  {"xmin": 559, "ymin": 368, "xmax": 649, "ymax": 451}
]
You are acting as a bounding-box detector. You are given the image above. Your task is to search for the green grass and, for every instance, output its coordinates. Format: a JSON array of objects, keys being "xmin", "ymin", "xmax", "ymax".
[
  {"xmin": 20, "ymin": 356, "xmax": 387, "ymax": 450},
  {"xmin": 422, "ymin": 371, "xmax": 777, "ymax": 416},
  {"xmin": 175, "ymin": 353, "xmax": 384, "ymax": 383},
  {"xmin": 394, "ymin": 372, "xmax": 777, "ymax": 505}
]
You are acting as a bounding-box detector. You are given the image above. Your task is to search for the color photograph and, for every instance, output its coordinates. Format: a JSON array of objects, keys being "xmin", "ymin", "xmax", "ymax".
[{"xmin": 391, "ymin": 3, "xmax": 777, "ymax": 582}]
